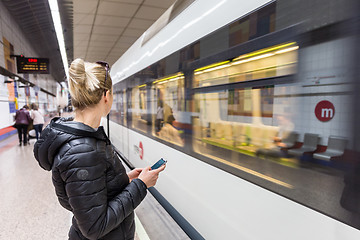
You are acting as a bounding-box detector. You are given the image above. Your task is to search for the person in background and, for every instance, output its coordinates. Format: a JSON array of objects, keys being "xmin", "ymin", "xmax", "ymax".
[
  {"xmin": 57, "ymin": 105, "xmax": 62, "ymax": 116},
  {"xmin": 15, "ymin": 105, "xmax": 31, "ymax": 146},
  {"xmin": 155, "ymin": 99, "xmax": 164, "ymax": 132},
  {"xmin": 30, "ymin": 103, "xmax": 45, "ymax": 140},
  {"xmin": 159, "ymin": 114, "xmax": 184, "ymax": 146},
  {"xmin": 34, "ymin": 58, "xmax": 165, "ymax": 240},
  {"xmin": 273, "ymin": 114, "xmax": 294, "ymax": 148}
]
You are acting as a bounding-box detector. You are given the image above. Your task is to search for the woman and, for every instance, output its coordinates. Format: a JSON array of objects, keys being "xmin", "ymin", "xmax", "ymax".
[
  {"xmin": 30, "ymin": 103, "xmax": 45, "ymax": 140},
  {"xmin": 34, "ymin": 59, "xmax": 165, "ymax": 239},
  {"xmin": 15, "ymin": 105, "xmax": 31, "ymax": 146},
  {"xmin": 159, "ymin": 115, "xmax": 184, "ymax": 146}
]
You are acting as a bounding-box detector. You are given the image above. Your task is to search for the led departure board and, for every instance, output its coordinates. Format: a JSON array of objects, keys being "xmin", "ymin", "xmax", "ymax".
[{"xmin": 16, "ymin": 57, "xmax": 50, "ymax": 74}]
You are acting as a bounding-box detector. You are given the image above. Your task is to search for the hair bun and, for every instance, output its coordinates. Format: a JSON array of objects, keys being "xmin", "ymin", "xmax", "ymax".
[
  {"xmin": 67, "ymin": 58, "xmax": 106, "ymax": 109},
  {"xmin": 69, "ymin": 58, "xmax": 86, "ymax": 85}
]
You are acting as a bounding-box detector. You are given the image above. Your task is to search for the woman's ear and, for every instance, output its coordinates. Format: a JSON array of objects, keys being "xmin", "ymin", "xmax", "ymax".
[
  {"xmin": 103, "ymin": 89, "xmax": 113, "ymax": 110},
  {"xmin": 103, "ymin": 90, "xmax": 110, "ymax": 103},
  {"xmin": 103, "ymin": 89, "xmax": 113, "ymax": 116}
]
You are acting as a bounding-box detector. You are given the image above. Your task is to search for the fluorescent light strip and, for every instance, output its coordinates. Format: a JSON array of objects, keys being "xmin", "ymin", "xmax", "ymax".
[
  {"xmin": 231, "ymin": 53, "xmax": 275, "ymax": 66},
  {"xmin": 203, "ymin": 64, "xmax": 230, "ymax": 73},
  {"xmin": 195, "ymin": 45, "xmax": 299, "ymax": 74},
  {"xmin": 274, "ymin": 46, "xmax": 299, "ymax": 54},
  {"xmin": 233, "ymin": 42, "xmax": 297, "ymax": 61},
  {"xmin": 153, "ymin": 73, "xmax": 184, "ymax": 84},
  {"xmin": 195, "ymin": 60, "xmax": 231, "ymax": 72},
  {"xmin": 157, "ymin": 76, "xmax": 184, "ymax": 85},
  {"xmin": 48, "ymin": 0, "xmax": 69, "ymax": 80}
]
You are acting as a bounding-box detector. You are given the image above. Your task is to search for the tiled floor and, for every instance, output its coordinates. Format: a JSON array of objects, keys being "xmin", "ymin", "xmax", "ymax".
[{"xmin": 0, "ymin": 135, "xmax": 71, "ymax": 239}]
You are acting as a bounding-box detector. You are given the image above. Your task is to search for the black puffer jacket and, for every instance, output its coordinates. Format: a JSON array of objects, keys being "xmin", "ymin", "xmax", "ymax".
[{"xmin": 34, "ymin": 117, "xmax": 147, "ymax": 240}]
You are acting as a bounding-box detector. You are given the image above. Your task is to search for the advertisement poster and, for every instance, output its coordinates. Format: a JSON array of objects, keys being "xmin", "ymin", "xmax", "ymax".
[{"xmin": 3, "ymin": 37, "xmax": 18, "ymax": 113}]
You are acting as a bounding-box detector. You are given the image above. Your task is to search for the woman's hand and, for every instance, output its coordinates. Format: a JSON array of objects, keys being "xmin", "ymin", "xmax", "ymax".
[
  {"xmin": 127, "ymin": 168, "xmax": 143, "ymax": 182},
  {"xmin": 138, "ymin": 164, "xmax": 166, "ymax": 188}
]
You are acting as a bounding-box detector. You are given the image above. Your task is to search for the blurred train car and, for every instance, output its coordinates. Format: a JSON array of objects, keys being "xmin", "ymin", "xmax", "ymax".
[{"xmin": 105, "ymin": 0, "xmax": 360, "ymax": 239}]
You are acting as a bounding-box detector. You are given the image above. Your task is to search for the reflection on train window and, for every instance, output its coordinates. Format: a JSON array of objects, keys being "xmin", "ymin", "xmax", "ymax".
[
  {"xmin": 193, "ymin": 42, "xmax": 298, "ymax": 88},
  {"xmin": 193, "ymin": 86, "xmax": 279, "ymax": 161},
  {"xmin": 110, "ymin": 87, "xmax": 127, "ymax": 126},
  {"xmin": 109, "ymin": 89, "xmax": 121, "ymax": 123},
  {"xmin": 180, "ymin": 41, "xmax": 200, "ymax": 63},
  {"xmin": 228, "ymin": 87, "xmax": 274, "ymax": 117},
  {"xmin": 229, "ymin": 2, "xmax": 276, "ymax": 47},
  {"xmin": 152, "ymin": 73, "xmax": 185, "ymax": 147},
  {"xmin": 121, "ymin": 90, "xmax": 127, "ymax": 126},
  {"xmin": 131, "ymin": 85, "xmax": 148, "ymax": 133}
]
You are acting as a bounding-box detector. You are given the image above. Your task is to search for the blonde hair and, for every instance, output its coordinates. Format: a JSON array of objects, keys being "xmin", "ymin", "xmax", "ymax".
[{"xmin": 68, "ymin": 58, "xmax": 112, "ymax": 109}]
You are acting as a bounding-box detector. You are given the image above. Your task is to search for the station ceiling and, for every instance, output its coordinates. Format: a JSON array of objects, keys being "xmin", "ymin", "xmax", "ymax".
[
  {"xmin": 74, "ymin": 0, "xmax": 176, "ymax": 64},
  {"xmin": 1, "ymin": 0, "xmax": 176, "ymax": 82}
]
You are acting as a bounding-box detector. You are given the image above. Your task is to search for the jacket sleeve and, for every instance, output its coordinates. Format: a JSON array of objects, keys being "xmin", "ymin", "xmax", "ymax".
[
  {"xmin": 26, "ymin": 111, "xmax": 32, "ymax": 122},
  {"xmin": 57, "ymin": 142, "xmax": 147, "ymax": 240}
]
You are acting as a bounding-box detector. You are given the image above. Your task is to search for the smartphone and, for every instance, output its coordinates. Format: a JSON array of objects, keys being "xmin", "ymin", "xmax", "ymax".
[{"xmin": 151, "ymin": 158, "xmax": 167, "ymax": 170}]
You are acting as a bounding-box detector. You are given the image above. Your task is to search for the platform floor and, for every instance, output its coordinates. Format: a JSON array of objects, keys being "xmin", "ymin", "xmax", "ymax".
[{"xmin": 0, "ymin": 134, "xmax": 189, "ymax": 240}]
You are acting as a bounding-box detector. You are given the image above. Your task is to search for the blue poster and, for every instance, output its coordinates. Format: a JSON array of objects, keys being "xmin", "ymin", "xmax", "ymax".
[{"xmin": 9, "ymin": 102, "xmax": 16, "ymax": 113}]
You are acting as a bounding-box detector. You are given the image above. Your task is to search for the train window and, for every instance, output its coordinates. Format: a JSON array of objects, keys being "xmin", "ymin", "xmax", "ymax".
[
  {"xmin": 191, "ymin": 37, "xmax": 355, "ymax": 227},
  {"xmin": 152, "ymin": 73, "xmax": 185, "ymax": 147},
  {"xmin": 228, "ymin": 86, "xmax": 274, "ymax": 118},
  {"xmin": 229, "ymin": 17, "xmax": 250, "ymax": 47},
  {"xmin": 110, "ymin": 85, "xmax": 123, "ymax": 125},
  {"xmin": 131, "ymin": 85, "xmax": 149, "ymax": 133},
  {"xmin": 121, "ymin": 90, "xmax": 127, "ymax": 126},
  {"xmin": 193, "ymin": 42, "xmax": 298, "ymax": 88},
  {"xmin": 193, "ymin": 86, "xmax": 278, "ymax": 160},
  {"xmin": 180, "ymin": 41, "xmax": 200, "ymax": 63},
  {"xmin": 229, "ymin": 2, "xmax": 276, "ymax": 47},
  {"xmin": 109, "ymin": 90, "xmax": 120, "ymax": 123}
]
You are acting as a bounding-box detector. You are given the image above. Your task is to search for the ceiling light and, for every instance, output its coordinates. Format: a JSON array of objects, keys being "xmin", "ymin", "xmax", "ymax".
[
  {"xmin": 231, "ymin": 53, "xmax": 275, "ymax": 66},
  {"xmin": 48, "ymin": 0, "xmax": 69, "ymax": 80},
  {"xmin": 275, "ymin": 46, "xmax": 299, "ymax": 54}
]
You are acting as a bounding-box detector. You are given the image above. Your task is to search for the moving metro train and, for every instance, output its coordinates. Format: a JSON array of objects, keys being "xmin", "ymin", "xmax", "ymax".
[{"xmin": 105, "ymin": 0, "xmax": 360, "ymax": 239}]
